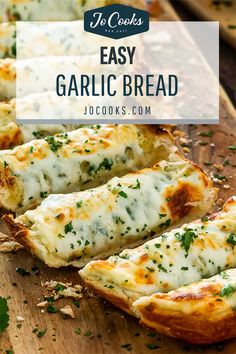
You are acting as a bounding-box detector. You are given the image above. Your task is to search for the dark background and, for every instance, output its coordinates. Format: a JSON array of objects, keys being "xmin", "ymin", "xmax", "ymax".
[{"xmin": 170, "ymin": 0, "xmax": 236, "ymax": 107}]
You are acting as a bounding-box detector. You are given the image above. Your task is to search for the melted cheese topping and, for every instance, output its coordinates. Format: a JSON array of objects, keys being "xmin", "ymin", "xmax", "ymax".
[
  {"xmin": 0, "ymin": 100, "xmax": 15, "ymax": 125},
  {"xmin": 0, "ymin": 122, "xmax": 22, "ymax": 150},
  {"xmin": 0, "ymin": 0, "xmax": 106, "ymax": 21},
  {"xmin": 134, "ymin": 268, "xmax": 236, "ymax": 319},
  {"xmin": 0, "ymin": 101, "xmax": 21, "ymax": 149},
  {"xmin": 80, "ymin": 197, "xmax": 236, "ymax": 304},
  {"xmin": 15, "ymin": 155, "xmax": 215, "ymax": 267},
  {"xmin": 0, "ymin": 124, "xmax": 173, "ymax": 212},
  {"xmin": 0, "ymin": 23, "xmax": 15, "ymax": 59},
  {"xmin": 0, "ymin": 58, "xmax": 15, "ymax": 99},
  {"xmin": 19, "ymin": 124, "xmax": 82, "ymax": 143}
]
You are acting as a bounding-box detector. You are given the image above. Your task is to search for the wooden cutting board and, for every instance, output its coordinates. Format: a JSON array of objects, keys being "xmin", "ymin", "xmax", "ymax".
[
  {"xmin": 179, "ymin": 0, "xmax": 236, "ymax": 49},
  {"xmin": 0, "ymin": 1, "xmax": 236, "ymax": 353}
]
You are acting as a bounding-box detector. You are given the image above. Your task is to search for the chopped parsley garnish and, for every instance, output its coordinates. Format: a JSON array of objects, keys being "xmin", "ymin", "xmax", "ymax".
[
  {"xmin": 175, "ymin": 228, "xmax": 197, "ymax": 254},
  {"xmin": 181, "ymin": 266, "xmax": 189, "ymax": 270},
  {"xmin": 31, "ymin": 266, "xmax": 39, "ymax": 275},
  {"xmin": 37, "ymin": 328, "xmax": 47, "ymax": 338},
  {"xmin": 54, "ymin": 283, "xmax": 66, "ymax": 292},
  {"xmin": 0, "ymin": 297, "xmax": 9, "ymax": 333},
  {"xmin": 47, "ymin": 304, "xmax": 59, "ymax": 313},
  {"xmin": 121, "ymin": 344, "xmax": 132, "ymax": 351},
  {"xmin": 64, "ymin": 221, "xmax": 73, "ymax": 234},
  {"xmin": 76, "ymin": 201, "xmax": 83, "ymax": 208},
  {"xmin": 114, "ymin": 216, "xmax": 125, "ymax": 224},
  {"xmin": 213, "ymin": 173, "xmax": 227, "ymax": 181},
  {"xmin": 155, "ymin": 243, "xmax": 161, "ymax": 248},
  {"xmin": 40, "ymin": 191, "xmax": 48, "ymax": 198},
  {"xmin": 201, "ymin": 216, "xmax": 209, "ymax": 223},
  {"xmin": 146, "ymin": 267, "xmax": 155, "ymax": 273},
  {"xmin": 220, "ymin": 271, "xmax": 229, "ymax": 279},
  {"xmin": 32, "ymin": 131, "xmax": 43, "ymax": 139},
  {"xmin": 158, "ymin": 213, "xmax": 167, "ymax": 219},
  {"xmin": 45, "ymin": 136, "xmax": 63, "ymax": 152},
  {"xmin": 104, "ymin": 284, "xmax": 114, "ymax": 288},
  {"xmin": 146, "ymin": 343, "xmax": 160, "ymax": 350},
  {"xmin": 228, "ymin": 145, "xmax": 236, "ymax": 150},
  {"xmin": 98, "ymin": 158, "xmax": 113, "ymax": 171},
  {"xmin": 74, "ymin": 327, "xmax": 81, "ymax": 335},
  {"xmin": 118, "ymin": 191, "xmax": 128, "ymax": 198},
  {"xmin": 16, "ymin": 267, "xmax": 30, "ymax": 277},
  {"xmin": 223, "ymin": 159, "xmax": 230, "ymax": 166},
  {"xmin": 159, "ymin": 219, "xmax": 171, "ymax": 228},
  {"xmin": 129, "ymin": 179, "xmax": 141, "ymax": 190},
  {"xmin": 11, "ymin": 42, "xmax": 16, "ymax": 56},
  {"xmin": 199, "ymin": 131, "xmax": 214, "ymax": 137},
  {"xmin": 84, "ymin": 330, "xmax": 92, "ymax": 337},
  {"xmin": 158, "ymin": 264, "xmax": 167, "ymax": 273},
  {"xmin": 12, "ymin": 11, "xmax": 21, "ymax": 20},
  {"xmin": 220, "ymin": 284, "xmax": 236, "ymax": 298},
  {"xmin": 73, "ymin": 300, "xmax": 80, "ymax": 308},
  {"xmin": 227, "ymin": 232, "xmax": 236, "ymax": 246}
]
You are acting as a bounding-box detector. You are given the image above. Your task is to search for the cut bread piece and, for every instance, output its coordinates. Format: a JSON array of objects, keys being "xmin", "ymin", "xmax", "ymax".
[
  {"xmin": 4, "ymin": 153, "xmax": 216, "ymax": 268},
  {"xmin": 0, "ymin": 125, "xmax": 175, "ymax": 213},
  {"xmin": 134, "ymin": 267, "xmax": 236, "ymax": 344},
  {"xmin": 79, "ymin": 197, "xmax": 236, "ymax": 316}
]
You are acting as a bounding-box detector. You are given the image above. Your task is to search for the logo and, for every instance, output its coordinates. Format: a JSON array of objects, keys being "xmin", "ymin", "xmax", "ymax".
[{"xmin": 84, "ymin": 4, "xmax": 149, "ymax": 39}]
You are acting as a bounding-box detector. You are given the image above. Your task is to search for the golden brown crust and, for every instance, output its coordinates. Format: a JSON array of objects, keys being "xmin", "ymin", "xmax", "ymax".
[
  {"xmin": 133, "ymin": 267, "xmax": 236, "ymax": 344},
  {"xmin": 2, "ymin": 214, "xmax": 30, "ymax": 250},
  {"xmin": 138, "ymin": 306, "xmax": 236, "ymax": 344},
  {"xmin": 0, "ymin": 124, "xmax": 22, "ymax": 149},
  {"xmin": 0, "ymin": 58, "xmax": 15, "ymax": 81},
  {"xmin": 165, "ymin": 182, "xmax": 199, "ymax": 219}
]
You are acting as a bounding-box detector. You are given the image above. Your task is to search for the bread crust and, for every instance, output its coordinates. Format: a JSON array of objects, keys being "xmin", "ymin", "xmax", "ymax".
[
  {"xmin": 2, "ymin": 214, "xmax": 30, "ymax": 249},
  {"xmin": 133, "ymin": 267, "xmax": 236, "ymax": 344},
  {"xmin": 80, "ymin": 197, "xmax": 236, "ymax": 326}
]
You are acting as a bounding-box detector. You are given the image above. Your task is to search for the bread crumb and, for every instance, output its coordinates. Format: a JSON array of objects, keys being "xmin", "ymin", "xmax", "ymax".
[
  {"xmin": 216, "ymin": 198, "xmax": 224, "ymax": 206},
  {"xmin": 37, "ymin": 301, "xmax": 48, "ymax": 308},
  {"xmin": 182, "ymin": 147, "xmax": 190, "ymax": 154},
  {"xmin": 0, "ymin": 232, "xmax": 23, "ymax": 253},
  {"xmin": 173, "ymin": 130, "xmax": 186, "ymax": 138},
  {"xmin": 213, "ymin": 164, "xmax": 224, "ymax": 171},
  {"xmin": 16, "ymin": 316, "xmax": 24, "ymax": 322},
  {"xmin": 60, "ymin": 305, "xmax": 75, "ymax": 319},
  {"xmin": 41, "ymin": 281, "xmax": 83, "ymax": 302}
]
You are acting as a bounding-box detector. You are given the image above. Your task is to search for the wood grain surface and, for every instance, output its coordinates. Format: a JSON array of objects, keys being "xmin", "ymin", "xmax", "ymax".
[
  {"xmin": 0, "ymin": 1, "xmax": 236, "ymax": 353},
  {"xmin": 170, "ymin": 0, "xmax": 236, "ymax": 107},
  {"xmin": 179, "ymin": 0, "xmax": 236, "ymax": 49}
]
